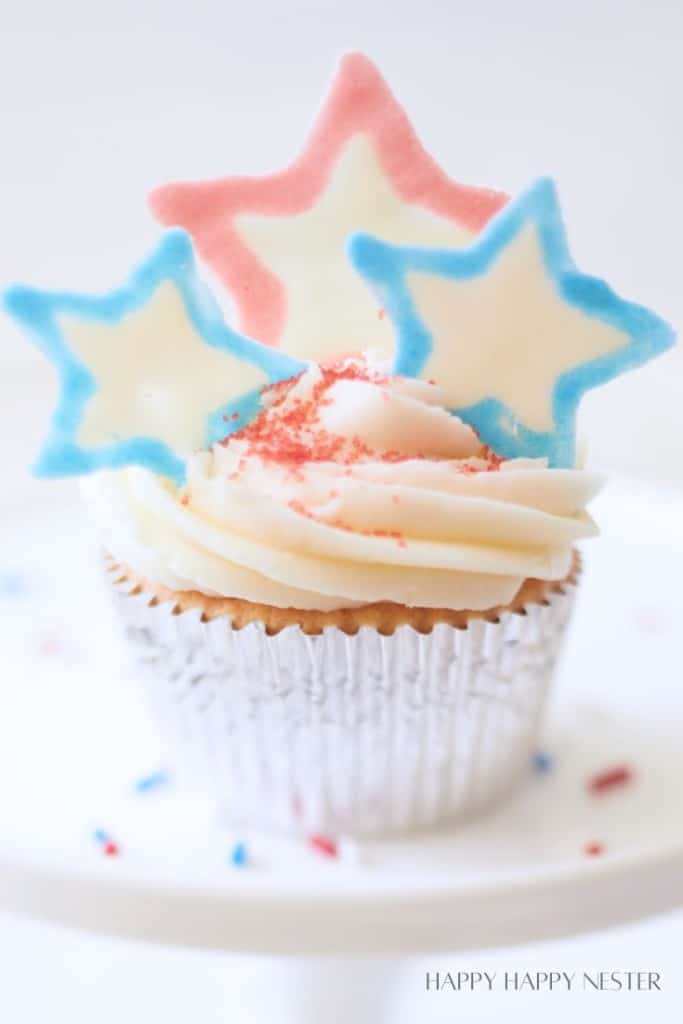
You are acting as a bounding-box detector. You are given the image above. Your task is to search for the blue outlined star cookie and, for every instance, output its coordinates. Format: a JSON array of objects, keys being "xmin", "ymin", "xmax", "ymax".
[
  {"xmin": 349, "ymin": 177, "xmax": 675, "ymax": 467},
  {"xmin": 3, "ymin": 229, "xmax": 305, "ymax": 483}
]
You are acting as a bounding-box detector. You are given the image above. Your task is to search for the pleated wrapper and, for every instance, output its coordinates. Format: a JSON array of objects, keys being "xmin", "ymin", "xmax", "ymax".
[{"xmin": 107, "ymin": 565, "xmax": 576, "ymax": 837}]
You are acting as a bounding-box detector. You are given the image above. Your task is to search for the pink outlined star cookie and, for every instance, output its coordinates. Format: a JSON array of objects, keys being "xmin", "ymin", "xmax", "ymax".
[{"xmin": 149, "ymin": 53, "xmax": 507, "ymax": 361}]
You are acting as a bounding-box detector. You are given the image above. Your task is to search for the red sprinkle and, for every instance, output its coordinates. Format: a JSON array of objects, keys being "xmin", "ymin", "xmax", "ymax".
[
  {"xmin": 180, "ymin": 494, "xmax": 190, "ymax": 506},
  {"xmin": 221, "ymin": 358, "xmax": 387, "ymax": 467},
  {"xmin": 38, "ymin": 630, "xmax": 62, "ymax": 657},
  {"xmin": 588, "ymin": 765, "xmax": 633, "ymax": 795},
  {"xmin": 290, "ymin": 502, "xmax": 408, "ymax": 547},
  {"xmin": 103, "ymin": 841, "xmax": 119, "ymax": 857},
  {"xmin": 584, "ymin": 841, "xmax": 604, "ymax": 857},
  {"xmin": 216, "ymin": 355, "xmax": 505, "ymax": 475},
  {"xmin": 308, "ymin": 835, "xmax": 338, "ymax": 859}
]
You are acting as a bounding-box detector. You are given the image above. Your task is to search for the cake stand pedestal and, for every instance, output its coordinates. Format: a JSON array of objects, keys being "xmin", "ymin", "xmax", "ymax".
[{"xmin": 0, "ymin": 480, "xmax": 682, "ymax": 1019}]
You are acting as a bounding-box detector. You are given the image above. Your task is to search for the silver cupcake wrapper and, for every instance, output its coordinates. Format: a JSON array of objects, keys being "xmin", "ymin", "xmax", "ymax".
[{"xmin": 108, "ymin": 571, "xmax": 576, "ymax": 837}]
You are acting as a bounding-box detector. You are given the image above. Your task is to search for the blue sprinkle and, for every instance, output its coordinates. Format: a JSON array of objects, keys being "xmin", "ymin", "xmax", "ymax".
[
  {"xmin": 93, "ymin": 828, "xmax": 110, "ymax": 844},
  {"xmin": 533, "ymin": 751, "xmax": 553, "ymax": 774},
  {"xmin": 133, "ymin": 770, "xmax": 170, "ymax": 794},
  {"xmin": 0, "ymin": 570, "xmax": 29, "ymax": 598},
  {"xmin": 230, "ymin": 841, "xmax": 248, "ymax": 867}
]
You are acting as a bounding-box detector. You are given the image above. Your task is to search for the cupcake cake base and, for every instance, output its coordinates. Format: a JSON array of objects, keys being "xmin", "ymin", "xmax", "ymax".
[{"xmin": 106, "ymin": 555, "xmax": 579, "ymax": 837}]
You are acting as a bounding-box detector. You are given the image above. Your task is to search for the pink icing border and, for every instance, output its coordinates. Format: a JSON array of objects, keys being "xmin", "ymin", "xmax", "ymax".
[{"xmin": 149, "ymin": 53, "xmax": 508, "ymax": 346}]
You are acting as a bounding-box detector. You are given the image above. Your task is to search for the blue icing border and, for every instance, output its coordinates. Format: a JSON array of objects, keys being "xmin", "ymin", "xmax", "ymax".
[
  {"xmin": 206, "ymin": 387, "xmax": 265, "ymax": 446},
  {"xmin": 348, "ymin": 177, "xmax": 676, "ymax": 467},
  {"xmin": 3, "ymin": 229, "xmax": 305, "ymax": 483}
]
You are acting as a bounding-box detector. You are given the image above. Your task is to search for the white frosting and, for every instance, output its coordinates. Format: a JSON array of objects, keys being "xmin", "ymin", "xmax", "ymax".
[{"xmin": 83, "ymin": 360, "xmax": 601, "ymax": 611}]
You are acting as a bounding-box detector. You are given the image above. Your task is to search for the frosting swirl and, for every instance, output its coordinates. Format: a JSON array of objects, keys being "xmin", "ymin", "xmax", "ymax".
[{"xmin": 83, "ymin": 357, "xmax": 601, "ymax": 611}]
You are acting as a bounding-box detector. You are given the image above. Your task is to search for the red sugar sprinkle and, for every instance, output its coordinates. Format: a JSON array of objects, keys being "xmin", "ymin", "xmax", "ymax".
[
  {"xmin": 308, "ymin": 835, "xmax": 338, "ymax": 859},
  {"xmin": 288, "ymin": 498, "xmax": 312, "ymax": 519},
  {"xmin": 38, "ymin": 630, "xmax": 62, "ymax": 657},
  {"xmin": 381, "ymin": 448, "xmax": 412, "ymax": 463},
  {"xmin": 218, "ymin": 359, "xmax": 407, "ymax": 468},
  {"xmin": 584, "ymin": 841, "xmax": 604, "ymax": 857},
  {"xmin": 377, "ymin": 308, "xmax": 385, "ymax": 319},
  {"xmin": 180, "ymin": 494, "xmax": 190, "ymax": 506},
  {"xmin": 217, "ymin": 356, "xmax": 505, "ymax": 475},
  {"xmin": 451, "ymin": 448, "xmax": 504, "ymax": 475},
  {"xmin": 480, "ymin": 446, "xmax": 504, "ymax": 471},
  {"xmin": 588, "ymin": 765, "xmax": 633, "ymax": 795},
  {"xmin": 103, "ymin": 841, "xmax": 120, "ymax": 857},
  {"xmin": 460, "ymin": 446, "xmax": 504, "ymax": 474},
  {"xmin": 290, "ymin": 500, "xmax": 408, "ymax": 547}
]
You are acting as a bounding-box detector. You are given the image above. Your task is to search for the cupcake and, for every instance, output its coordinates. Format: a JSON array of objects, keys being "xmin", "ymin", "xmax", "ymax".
[
  {"xmin": 91, "ymin": 353, "xmax": 590, "ymax": 836},
  {"xmin": 3, "ymin": 54, "xmax": 674, "ymax": 837}
]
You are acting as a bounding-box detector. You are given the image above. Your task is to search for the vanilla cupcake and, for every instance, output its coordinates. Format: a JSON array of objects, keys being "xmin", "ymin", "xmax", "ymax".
[{"xmin": 86, "ymin": 355, "xmax": 595, "ymax": 834}]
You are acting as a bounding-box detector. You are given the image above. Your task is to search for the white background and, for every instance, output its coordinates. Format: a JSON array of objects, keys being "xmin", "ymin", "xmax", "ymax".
[{"xmin": 1, "ymin": 0, "xmax": 682, "ymax": 1020}]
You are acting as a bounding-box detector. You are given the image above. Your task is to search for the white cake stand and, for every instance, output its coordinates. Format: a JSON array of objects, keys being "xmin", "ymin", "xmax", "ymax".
[{"xmin": 0, "ymin": 480, "xmax": 682, "ymax": 1011}]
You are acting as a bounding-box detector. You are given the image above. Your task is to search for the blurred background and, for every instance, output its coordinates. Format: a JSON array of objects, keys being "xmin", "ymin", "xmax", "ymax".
[{"xmin": 0, "ymin": 0, "xmax": 681, "ymax": 1021}]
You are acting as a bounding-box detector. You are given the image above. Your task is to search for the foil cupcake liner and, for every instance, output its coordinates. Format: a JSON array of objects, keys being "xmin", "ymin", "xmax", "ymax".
[{"xmin": 108, "ymin": 571, "xmax": 576, "ymax": 837}]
